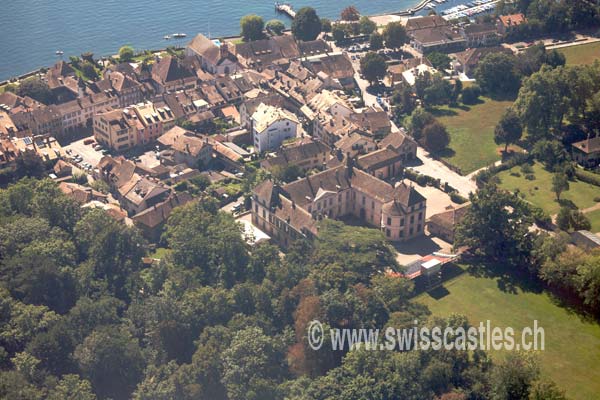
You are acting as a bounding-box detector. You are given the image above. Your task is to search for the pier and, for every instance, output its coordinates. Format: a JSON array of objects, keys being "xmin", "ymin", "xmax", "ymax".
[
  {"xmin": 395, "ymin": 0, "xmax": 435, "ymax": 16},
  {"xmin": 275, "ymin": 3, "xmax": 296, "ymax": 18}
]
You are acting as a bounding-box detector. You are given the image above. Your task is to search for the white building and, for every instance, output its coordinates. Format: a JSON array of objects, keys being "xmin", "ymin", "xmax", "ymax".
[{"xmin": 251, "ymin": 103, "xmax": 299, "ymax": 153}]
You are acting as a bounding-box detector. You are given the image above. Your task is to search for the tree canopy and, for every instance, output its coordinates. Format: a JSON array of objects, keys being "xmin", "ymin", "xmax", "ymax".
[
  {"xmin": 360, "ymin": 52, "xmax": 387, "ymax": 84},
  {"xmin": 291, "ymin": 7, "xmax": 322, "ymax": 41},
  {"xmin": 382, "ymin": 22, "xmax": 408, "ymax": 49},
  {"xmin": 240, "ymin": 14, "xmax": 265, "ymax": 41}
]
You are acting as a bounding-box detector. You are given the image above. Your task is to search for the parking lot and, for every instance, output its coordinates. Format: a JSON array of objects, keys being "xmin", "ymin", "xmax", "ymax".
[{"xmin": 63, "ymin": 136, "xmax": 107, "ymax": 172}]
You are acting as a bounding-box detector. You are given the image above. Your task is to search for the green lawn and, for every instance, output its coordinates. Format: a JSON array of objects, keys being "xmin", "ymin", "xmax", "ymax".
[
  {"xmin": 432, "ymin": 97, "xmax": 513, "ymax": 174},
  {"xmin": 496, "ymin": 162, "xmax": 600, "ymax": 215},
  {"xmin": 558, "ymin": 41, "xmax": 600, "ymax": 65},
  {"xmin": 416, "ymin": 264, "xmax": 600, "ymax": 400},
  {"xmin": 586, "ymin": 208, "xmax": 600, "ymax": 233}
]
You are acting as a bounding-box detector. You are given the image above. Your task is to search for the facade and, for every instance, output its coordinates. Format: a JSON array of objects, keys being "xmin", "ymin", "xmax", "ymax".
[
  {"xmin": 406, "ymin": 16, "xmax": 466, "ymax": 54},
  {"xmin": 497, "ymin": 13, "xmax": 527, "ymax": 35},
  {"xmin": 427, "ymin": 203, "xmax": 470, "ymax": 243},
  {"xmin": 93, "ymin": 109, "xmax": 138, "ymax": 151},
  {"xmin": 261, "ymin": 138, "xmax": 330, "ymax": 172},
  {"xmin": 186, "ymin": 34, "xmax": 241, "ymax": 75},
  {"xmin": 572, "ymin": 137, "xmax": 600, "ymax": 168},
  {"xmin": 252, "ymin": 159, "xmax": 427, "ymax": 247},
  {"xmin": 251, "ymin": 103, "xmax": 299, "ymax": 152},
  {"xmin": 461, "ymin": 23, "xmax": 500, "ymax": 47}
]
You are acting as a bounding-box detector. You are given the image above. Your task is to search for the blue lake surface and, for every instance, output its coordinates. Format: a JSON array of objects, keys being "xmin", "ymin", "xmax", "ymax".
[{"xmin": 0, "ymin": 0, "xmax": 467, "ymax": 81}]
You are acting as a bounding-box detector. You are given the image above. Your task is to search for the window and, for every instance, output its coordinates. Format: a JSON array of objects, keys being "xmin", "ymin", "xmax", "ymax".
[
  {"xmin": 418, "ymin": 212, "xmax": 423, "ymax": 220},
  {"xmin": 386, "ymin": 229, "xmax": 390, "ymax": 237},
  {"xmin": 400, "ymin": 230, "xmax": 404, "ymax": 237},
  {"xmin": 400, "ymin": 218, "xmax": 404, "ymax": 226},
  {"xmin": 387, "ymin": 217, "xmax": 391, "ymax": 225},
  {"xmin": 318, "ymin": 202, "xmax": 322, "ymax": 210},
  {"xmin": 409, "ymin": 227, "xmax": 413, "ymax": 235},
  {"xmin": 410, "ymin": 215, "xmax": 414, "ymax": 224},
  {"xmin": 371, "ymin": 201, "xmax": 375, "ymax": 209}
]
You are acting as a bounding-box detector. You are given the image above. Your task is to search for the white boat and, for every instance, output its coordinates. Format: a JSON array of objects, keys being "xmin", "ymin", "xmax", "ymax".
[
  {"xmin": 55, "ymin": 50, "xmax": 64, "ymax": 55},
  {"xmin": 172, "ymin": 33, "xmax": 187, "ymax": 38},
  {"xmin": 164, "ymin": 35, "xmax": 171, "ymax": 40}
]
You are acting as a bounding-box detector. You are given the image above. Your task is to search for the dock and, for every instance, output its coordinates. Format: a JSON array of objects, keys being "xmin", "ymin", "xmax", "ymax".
[
  {"xmin": 275, "ymin": 3, "xmax": 296, "ymax": 18},
  {"xmin": 395, "ymin": 0, "xmax": 435, "ymax": 16}
]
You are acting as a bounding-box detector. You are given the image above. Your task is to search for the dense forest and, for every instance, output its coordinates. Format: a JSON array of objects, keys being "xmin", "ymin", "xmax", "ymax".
[{"xmin": 0, "ymin": 177, "xmax": 570, "ymax": 400}]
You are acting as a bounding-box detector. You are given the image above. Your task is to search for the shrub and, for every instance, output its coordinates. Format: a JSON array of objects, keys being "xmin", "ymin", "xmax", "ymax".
[
  {"xmin": 450, "ymin": 192, "xmax": 468, "ymax": 204},
  {"xmin": 575, "ymin": 169, "xmax": 600, "ymax": 187},
  {"xmin": 461, "ymin": 84, "xmax": 481, "ymax": 105},
  {"xmin": 525, "ymin": 174, "xmax": 536, "ymax": 180},
  {"xmin": 520, "ymin": 164, "xmax": 533, "ymax": 174},
  {"xmin": 510, "ymin": 171, "xmax": 521, "ymax": 177}
]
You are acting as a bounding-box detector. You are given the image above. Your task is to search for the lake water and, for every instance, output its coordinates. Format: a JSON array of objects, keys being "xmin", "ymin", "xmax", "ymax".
[{"xmin": 0, "ymin": 0, "xmax": 466, "ymax": 81}]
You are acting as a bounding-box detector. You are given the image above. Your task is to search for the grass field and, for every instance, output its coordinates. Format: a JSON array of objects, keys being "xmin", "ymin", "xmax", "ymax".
[
  {"xmin": 416, "ymin": 264, "xmax": 600, "ymax": 400},
  {"xmin": 558, "ymin": 41, "xmax": 600, "ymax": 65},
  {"xmin": 587, "ymin": 208, "xmax": 600, "ymax": 233},
  {"xmin": 496, "ymin": 162, "xmax": 599, "ymax": 215},
  {"xmin": 432, "ymin": 97, "xmax": 513, "ymax": 174}
]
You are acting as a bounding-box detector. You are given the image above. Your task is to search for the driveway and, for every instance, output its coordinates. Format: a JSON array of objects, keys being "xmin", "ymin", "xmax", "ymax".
[{"xmin": 407, "ymin": 147, "xmax": 477, "ymax": 197}]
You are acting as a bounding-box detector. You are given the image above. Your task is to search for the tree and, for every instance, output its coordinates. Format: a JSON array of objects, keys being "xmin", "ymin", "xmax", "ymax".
[
  {"xmin": 383, "ymin": 22, "xmax": 408, "ymax": 50},
  {"xmin": 222, "ymin": 327, "xmax": 285, "ymax": 400},
  {"xmin": 491, "ymin": 352, "xmax": 539, "ymax": 400},
  {"xmin": 163, "ymin": 201, "xmax": 249, "ymax": 287},
  {"xmin": 369, "ymin": 32, "xmax": 383, "ymax": 51},
  {"xmin": 407, "ymin": 108, "xmax": 435, "ymax": 141},
  {"xmin": 474, "ymin": 53, "xmax": 521, "ymax": 98},
  {"xmin": 332, "ymin": 24, "xmax": 346, "ymax": 44},
  {"xmin": 74, "ymin": 208, "xmax": 146, "ymax": 300},
  {"xmin": 266, "ymin": 19, "xmax": 285, "ymax": 36},
  {"xmin": 450, "ymin": 79, "xmax": 462, "ymax": 105},
  {"xmin": 47, "ymin": 374, "xmax": 97, "ymax": 400},
  {"xmin": 74, "ymin": 325, "xmax": 145, "ymax": 400},
  {"xmin": 513, "ymin": 65, "xmax": 571, "ymax": 139},
  {"xmin": 455, "ymin": 184, "xmax": 534, "ymax": 262},
  {"xmin": 427, "ymin": 52, "xmax": 451, "ymax": 71},
  {"xmin": 360, "ymin": 52, "xmax": 387, "ymax": 85},
  {"xmin": 341, "ymin": 6, "xmax": 360, "ymax": 21},
  {"xmin": 16, "ymin": 77, "xmax": 53, "ymax": 104},
  {"xmin": 570, "ymin": 209, "xmax": 591, "ymax": 231},
  {"xmin": 15, "ymin": 151, "xmax": 45, "ymax": 178},
  {"xmin": 494, "ymin": 108, "xmax": 523, "ymax": 153},
  {"xmin": 358, "ymin": 16, "xmax": 376, "ymax": 35},
  {"xmin": 531, "ymin": 139, "xmax": 566, "ymax": 170},
  {"xmin": 556, "ymin": 206, "xmax": 571, "ymax": 230},
  {"xmin": 292, "ymin": 7, "xmax": 322, "ymax": 41},
  {"xmin": 551, "ymin": 172, "xmax": 569, "ymax": 201},
  {"xmin": 461, "ymin": 84, "xmax": 481, "ymax": 105},
  {"xmin": 240, "ymin": 14, "xmax": 265, "ymax": 42},
  {"xmin": 320, "ymin": 18, "xmax": 332, "ymax": 32},
  {"xmin": 423, "ymin": 75, "xmax": 453, "ymax": 106},
  {"xmin": 118, "ymin": 45, "xmax": 135, "ymax": 63},
  {"xmin": 391, "ymin": 83, "xmax": 416, "ymax": 117},
  {"xmin": 422, "ymin": 121, "xmax": 450, "ymax": 152},
  {"xmin": 80, "ymin": 61, "xmax": 98, "ymax": 80}
]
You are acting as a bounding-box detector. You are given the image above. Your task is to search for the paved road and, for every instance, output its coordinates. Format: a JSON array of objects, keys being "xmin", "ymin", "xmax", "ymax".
[{"xmin": 344, "ymin": 43, "xmax": 478, "ymax": 197}]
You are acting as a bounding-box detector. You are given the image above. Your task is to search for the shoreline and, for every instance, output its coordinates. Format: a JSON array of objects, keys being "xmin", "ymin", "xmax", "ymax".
[{"xmin": 0, "ymin": 0, "xmax": 437, "ymax": 86}]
